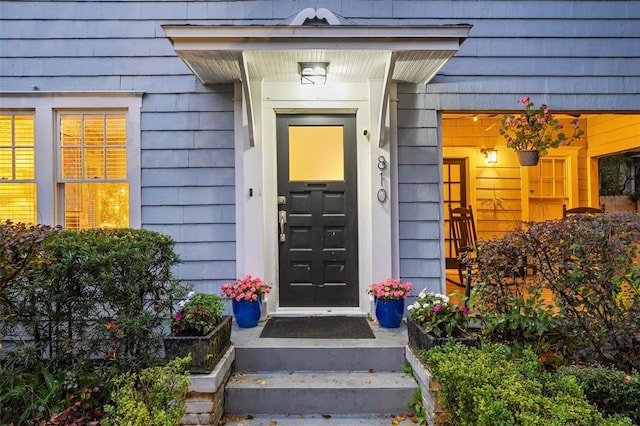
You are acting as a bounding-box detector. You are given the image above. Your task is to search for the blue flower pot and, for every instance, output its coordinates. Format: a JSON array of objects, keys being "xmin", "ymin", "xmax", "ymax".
[
  {"xmin": 232, "ymin": 298, "xmax": 261, "ymax": 328},
  {"xmin": 375, "ymin": 298, "xmax": 405, "ymax": 328}
]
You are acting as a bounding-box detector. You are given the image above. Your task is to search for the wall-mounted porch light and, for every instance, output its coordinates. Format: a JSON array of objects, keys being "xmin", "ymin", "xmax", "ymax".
[
  {"xmin": 298, "ymin": 62, "xmax": 329, "ymax": 85},
  {"xmin": 481, "ymin": 148, "xmax": 498, "ymax": 164}
]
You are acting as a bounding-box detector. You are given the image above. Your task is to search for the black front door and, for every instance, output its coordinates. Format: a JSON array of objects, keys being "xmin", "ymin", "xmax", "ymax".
[{"xmin": 277, "ymin": 114, "xmax": 358, "ymax": 307}]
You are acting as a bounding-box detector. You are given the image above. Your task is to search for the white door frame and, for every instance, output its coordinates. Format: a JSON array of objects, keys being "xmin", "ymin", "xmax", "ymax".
[{"xmin": 234, "ymin": 80, "xmax": 398, "ymax": 316}]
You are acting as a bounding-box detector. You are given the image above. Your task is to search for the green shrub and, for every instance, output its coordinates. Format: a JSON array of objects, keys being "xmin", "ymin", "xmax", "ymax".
[
  {"xmin": 1, "ymin": 228, "xmax": 186, "ymax": 370},
  {"xmin": 422, "ymin": 343, "xmax": 632, "ymax": 426},
  {"xmin": 0, "ymin": 220, "xmax": 61, "ymax": 342},
  {"xmin": 470, "ymin": 212, "xmax": 640, "ymax": 371},
  {"xmin": 102, "ymin": 356, "xmax": 191, "ymax": 426},
  {"xmin": 558, "ymin": 365, "xmax": 640, "ymax": 424},
  {"xmin": 0, "ymin": 226, "xmax": 188, "ymax": 423}
]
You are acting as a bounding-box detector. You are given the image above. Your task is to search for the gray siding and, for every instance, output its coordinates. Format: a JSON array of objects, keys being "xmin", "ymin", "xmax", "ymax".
[
  {"xmin": 1, "ymin": 0, "xmax": 639, "ymax": 291},
  {"xmin": 397, "ymin": 86, "xmax": 442, "ymax": 292}
]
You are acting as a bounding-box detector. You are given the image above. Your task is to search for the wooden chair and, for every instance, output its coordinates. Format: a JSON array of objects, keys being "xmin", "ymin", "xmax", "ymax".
[
  {"xmin": 562, "ymin": 204, "xmax": 605, "ymax": 217},
  {"xmin": 448, "ymin": 205, "xmax": 478, "ymax": 298}
]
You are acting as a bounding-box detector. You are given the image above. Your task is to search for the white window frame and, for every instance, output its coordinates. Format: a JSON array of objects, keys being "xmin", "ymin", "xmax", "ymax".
[{"xmin": 0, "ymin": 92, "xmax": 142, "ymax": 227}]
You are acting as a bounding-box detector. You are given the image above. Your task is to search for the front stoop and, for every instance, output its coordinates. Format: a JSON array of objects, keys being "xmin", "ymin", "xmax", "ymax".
[{"xmin": 223, "ymin": 320, "xmax": 418, "ymax": 423}]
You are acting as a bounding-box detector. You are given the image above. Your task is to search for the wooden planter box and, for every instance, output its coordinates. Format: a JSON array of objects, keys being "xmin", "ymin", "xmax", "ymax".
[
  {"xmin": 164, "ymin": 315, "xmax": 232, "ymax": 374},
  {"xmin": 407, "ymin": 316, "xmax": 479, "ymax": 354}
]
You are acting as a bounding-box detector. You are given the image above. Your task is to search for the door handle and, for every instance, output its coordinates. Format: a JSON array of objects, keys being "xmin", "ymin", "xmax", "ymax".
[{"xmin": 278, "ymin": 210, "xmax": 287, "ymax": 242}]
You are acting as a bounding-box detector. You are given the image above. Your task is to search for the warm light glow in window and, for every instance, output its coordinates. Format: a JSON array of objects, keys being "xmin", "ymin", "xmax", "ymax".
[
  {"xmin": 64, "ymin": 182, "xmax": 129, "ymax": 230},
  {"xmin": 60, "ymin": 113, "xmax": 128, "ymax": 229},
  {"xmin": 289, "ymin": 126, "xmax": 344, "ymax": 181},
  {"xmin": 0, "ymin": 113, "xmax": 36, "ymax": 224}
]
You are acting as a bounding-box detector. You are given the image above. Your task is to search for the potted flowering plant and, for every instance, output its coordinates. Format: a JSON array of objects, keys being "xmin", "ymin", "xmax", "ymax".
[
  {"xmin": 499, "ymin": 96, "xmax": 584, "ymax": 165},
  {"xmin": 164, "ymin": 291, "xmax": 232, "ymax": 373},
  {"xmin": 170, "ymin": 292, "xmax": 226, "ymax": 336},
  {"xmin": 221, "ymin": 275, "xmax": 271, "ymax": 328},
  {"xmin": 406, "ymin": 290, "xmax": 478, "ymax": 353},
  {"xmin": 367, "ymin": 278, "xmax": 412, "ymax": 328}
]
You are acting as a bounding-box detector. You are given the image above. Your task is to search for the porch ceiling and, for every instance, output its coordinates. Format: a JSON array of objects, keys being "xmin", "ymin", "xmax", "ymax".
[{"xmin": 162, "ymin": 25, "xmax": 472, "ymax": 85}]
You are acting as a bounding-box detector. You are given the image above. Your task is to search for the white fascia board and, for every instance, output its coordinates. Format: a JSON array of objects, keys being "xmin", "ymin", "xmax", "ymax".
[{"xmin": 163, "ymin": 25, "xmax": 472, "ymax": 51}]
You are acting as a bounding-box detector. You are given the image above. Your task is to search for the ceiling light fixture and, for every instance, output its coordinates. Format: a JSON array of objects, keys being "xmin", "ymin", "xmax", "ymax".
[{"xmin": 298, "ymin": 62, "xmax": 329, "ymax": 85}]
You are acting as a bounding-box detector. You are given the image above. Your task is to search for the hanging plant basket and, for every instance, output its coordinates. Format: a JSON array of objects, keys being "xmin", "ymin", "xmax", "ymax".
[{"xmin": 517, "ymin": 149, "xmax": 540, "ymax": 166}]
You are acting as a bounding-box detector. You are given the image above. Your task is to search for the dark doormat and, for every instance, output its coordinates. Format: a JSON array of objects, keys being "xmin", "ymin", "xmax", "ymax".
[{"xmin": 260, "ymin": 316, "xmax": 375, "ymax": 339}]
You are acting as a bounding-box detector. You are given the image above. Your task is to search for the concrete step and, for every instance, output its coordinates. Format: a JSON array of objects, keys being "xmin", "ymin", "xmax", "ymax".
[
  {"xmin": 224, "ymin": 371, "xmax": 417, "ymax": 416},
  {"xmin": 220, "ymin": 413, "xmax": 420, "ymax": 425},
  {"xmin": 233, "ymin": 345, "xmax": 407, "ymax": 373}
]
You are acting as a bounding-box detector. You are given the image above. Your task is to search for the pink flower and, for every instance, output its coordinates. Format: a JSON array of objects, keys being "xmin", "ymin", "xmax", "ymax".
[
  {"xmin": 461, "ymin": 305, "xmax": 469, "ymax": 314},
  {"xmin": 175, "ymin": 312, "xmax": 183, "ymax": 321},
  {"xmin": 433, "ymin": 305, "xmax": 441, "ymax": 312},
  {"xmin": 518, "ymin": 96, "xmax": 530, "ymax": 105}
]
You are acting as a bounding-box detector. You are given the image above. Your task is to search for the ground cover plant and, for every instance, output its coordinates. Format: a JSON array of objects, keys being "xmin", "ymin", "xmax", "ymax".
[
  {"xmin": 557, "ymin": 365, "xmax": 640, "ymax": 425},
  {"xmin": 102, "ymin": 356, "xmax": 191, "ymax": 426},
  {"xmin": 423, "ymin": 343, "xmax": 633, "ymax": 426},
  {"xmin": 0, "ymin": 224, "xmax": 189, "ymax": 424}
]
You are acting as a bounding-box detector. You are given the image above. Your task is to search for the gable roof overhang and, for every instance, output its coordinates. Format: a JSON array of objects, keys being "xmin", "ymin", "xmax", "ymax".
[{"xmin": 163, "ymin": 24, "xmax": 472, "ymax": 146}]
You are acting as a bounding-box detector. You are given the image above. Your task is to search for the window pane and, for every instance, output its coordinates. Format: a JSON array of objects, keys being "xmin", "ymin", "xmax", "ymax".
[
  {"xmin": 106, "ymin": 148, "xmax": 127, "ymax": 178},
  {"xmin": 60, "ymin": 114, "xmax": 82, "ymax": 146},
  {"xmin": 289, "ymin": 126, "xmax": 344, "ymax": 181},
  {"xmin": 64, "ymin": 182, "xmax": 129, "ymax": 230},
  {"xmin": 0, "ymin": 148, "xmax": 12, "ymax": 179},
  {"xmin": 106, "ymin": 114, "xmax": 126, "ymax": 146},
  {"xmin": 0, "ymin": 183, "xmax": 36, "ymax": 224},
  {"xmin": 14, "ymin": 115, "xmax": 34, "ymax": 146},
  {"xmin": 61, "ymin": 147, "xmax": 82, "ymax": 179},
  {"xmin": 84, "ymin": 114, "xmax": 105, "ymax": 146},
  {"xmin": 84, "ymin": 148, "xmax": 105, "ymax": 179},
  {"xmin": 0, "ymin": 115, "xmax": 11, "ymax": 146},
  {"xmin": 15, "ymin": 148, "xmax": 34, "ymax": 179}
]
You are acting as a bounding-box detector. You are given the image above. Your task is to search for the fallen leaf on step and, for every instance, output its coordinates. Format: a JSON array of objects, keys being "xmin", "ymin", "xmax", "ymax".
[
  {"xmin": 257, "ymin": 380, "xmax": 267, "ymax": 385},
  {"xmin": 369, "ymin": 368, "xmax": 376, "ymax": 373},
  {"xmin": 268, "ymin": 421, "xmax": 278, "ymax": 426},
  {"xmin": 364, "ymin": 379, "xmax": 371, "ymax": 384},
  {"xmin": 321, "ymin": 414, "xmax": 331, "ymax": 419}
]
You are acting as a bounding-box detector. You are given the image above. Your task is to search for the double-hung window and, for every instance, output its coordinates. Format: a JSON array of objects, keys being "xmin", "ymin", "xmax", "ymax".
[
  {"xmin": 0, "ymin": 113, "xmax": 36, "ymax": 224},
  {"xmin": 59, "ymin": 112, "xmax": 129, "ymax": 229},
  {"xmin": 0, "ymin": 94, "xmax": 141, "ymax": 228}
]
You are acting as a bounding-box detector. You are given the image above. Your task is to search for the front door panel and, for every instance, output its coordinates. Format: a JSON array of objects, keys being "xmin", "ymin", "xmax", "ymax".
[{"xmin": 277, "ymin": 114, "xmax": 358, "ymax": 307}]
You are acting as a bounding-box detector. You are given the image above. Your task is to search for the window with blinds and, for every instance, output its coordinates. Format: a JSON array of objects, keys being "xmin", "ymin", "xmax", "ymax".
[
  {"xmin": 0, "ymin": 113, "xmax": 36, "ymax": 224},
  {"xmin": 59, "ymin": 113, "xmax": 129, "ymax": 229}
]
